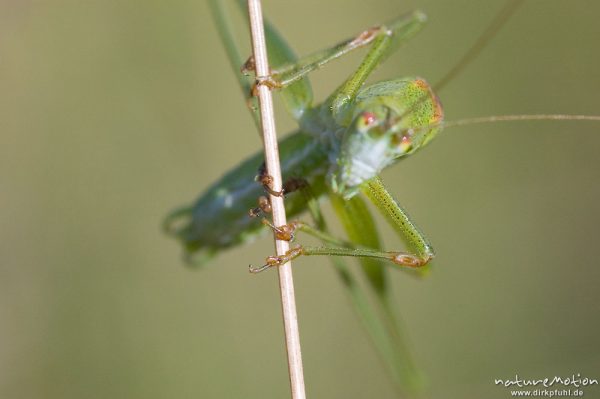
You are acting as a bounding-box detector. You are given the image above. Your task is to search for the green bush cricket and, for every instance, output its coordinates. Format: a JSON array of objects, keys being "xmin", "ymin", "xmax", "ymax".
[
  {"xmin": 163, "ymin": 0, "xmax": 599, "ymax": 393},
  {"xmin": 164, "ymin": 0, "xmax": 597, "ymax": 271},
  {"xmin": 165, "ymin": 6, "xmax": 444, "ymax": 270}
]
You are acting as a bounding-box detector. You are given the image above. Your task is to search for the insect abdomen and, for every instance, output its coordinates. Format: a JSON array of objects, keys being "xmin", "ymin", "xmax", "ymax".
[{"xmin": 164, "ymin": 130, "xmax": 329, "ymax": 265}]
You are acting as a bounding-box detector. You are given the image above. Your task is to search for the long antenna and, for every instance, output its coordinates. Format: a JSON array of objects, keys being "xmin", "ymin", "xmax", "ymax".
[
  {"xmin": 443, "ymin": 114, "xmax": 600, "ymax": 129},
  {"xmin": 432, "ymin": 0, "xmax": 524, "ymax": 92},
  {"xmin": 397, "ymin": 1, "xmax": 525, "ymax": 124},
  {"xmin": 401, "ymin": 114, "xmax": 600, "ymax": 137}
]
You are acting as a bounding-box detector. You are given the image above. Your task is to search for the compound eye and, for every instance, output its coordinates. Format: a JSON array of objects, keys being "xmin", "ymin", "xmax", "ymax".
[
  {"xmin": 392, "ymin": 129, "xmax": 414, "ymax": 152},
  {"xmin": 362, "ymin": 112, "xmax": 378, "ymax": 127},
  {"xmin": 400, "ymin": 135, "xmax": 411, "ymax": 149}
]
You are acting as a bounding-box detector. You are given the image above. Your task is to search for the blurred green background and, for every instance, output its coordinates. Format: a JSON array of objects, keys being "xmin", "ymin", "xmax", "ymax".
[{"xmin": 2, "ymin": 0, "xmax": 599, "ymax": 398}]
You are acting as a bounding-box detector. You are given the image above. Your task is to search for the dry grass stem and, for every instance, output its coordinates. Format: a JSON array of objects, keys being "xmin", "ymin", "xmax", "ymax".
[{"xmin": 246, "ymin": 1, "xmax": 306, "ymax": 398}]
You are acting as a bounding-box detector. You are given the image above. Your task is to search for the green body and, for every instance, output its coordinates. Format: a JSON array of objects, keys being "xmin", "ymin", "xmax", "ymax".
[
  {"xmin": 167, "ymin": 130, "xmax": 328, "ymax": 261},
  {"xmin": 165, "ymin": 73, "xmax": 441, "ymax": 263}
]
